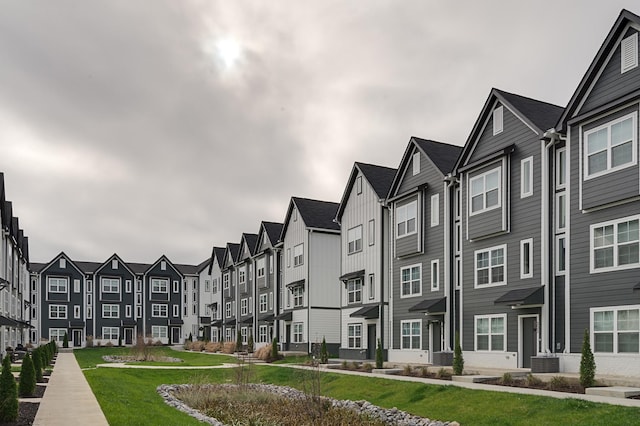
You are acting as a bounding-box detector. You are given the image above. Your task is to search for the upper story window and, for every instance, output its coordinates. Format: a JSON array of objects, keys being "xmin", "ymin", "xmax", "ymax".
[
  {"xmin": 59, "ymin": 258, "xmax": 66, "ymax": 269},
  {"xmin": 257, "ymin": 258, "xmax": 266, "ymax": 278},
  {"xmin": 347, "ymin": 226, "xmax": 363, "ymax": 254},
  {"xmin": 101, "ymin": 278, "xmax": 120, "ymax": 293},
  {"xmin": 292, "ymin": 286, "xmax": 304, "ymax": 307},
  {"xmin": 293, "ymin": 244, "xmax": 304, "ymax": 267},
  {"xmin": 412, "ymin": 152, "xmax": 420, "ymax": 175},
  {"xmin": 223, "ymin": 273, "xmax": 229, "ymax": 290},
  {"xmin": 591, "ymin": 215, "xmax": 639, "ymax": 273},
  {"xmin": 621, "ymin": 32, "xmax": 638, "ymax": 73},
  {"xmin": 368, "ymin": 219, "xmax": 375, "ymax": 246},
  {"xmin": 521, "ymin": 157, "xmax": 533, "ymax": 198},
  {"xmin": 151, "ymin": 278, "xmax": 169, "ymax": 293},
  {"xmin": 204, "ymin": 280, "xmax": 211, "ymax": 292},
  {"xmin": 430, "ymin": 194, "xmax": 439, "ymax": 227},
  {"xmin": 48, "ymin": 277, "xmax": 68, "ymax": 293},
  {"xmin": 259, "ymin": 294, "xmax": 268, "ymax": 312},
  {"xmin": 400, "ymin": 264, "xmax": 421, "ymax": 298},
  {"xmin": 356, "ymin": 176, "xmax": 363, "ymax": 194},
  {"xmin": 396, "ymin": 200, "xmax": 417, "ymax": 238},
  {"xmin": 470, "ymin": 167, "xmax": 501, "ymax": 215},
  {"xmin": 584, "ymin": 112, "xmax": 637, "ymax": 179},
  {"xmin": 111, "ymin": 259, "xmax": 118, "ymax": 269},
  {"xmin": 239, "ymin": 268, "xmax": 246, "ymax": 285},
  {"xmin": 493, "ymin": 106, "xmax": 503, "ymax": 135},
  {"xmin": 475, "ymin": 245, "xmax": 506, "ymax": 287},
  {"xmin": 347, "ymin": 279, "xmax": 362, "ymax": 304},
  {"xmin": 556, "ymin": 147, "xmax": 566, "ymax": 189}
]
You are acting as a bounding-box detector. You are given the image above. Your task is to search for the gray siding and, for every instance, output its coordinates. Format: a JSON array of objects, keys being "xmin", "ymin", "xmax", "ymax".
[
  {"xmin": 40, "ymin": 256, "xmax": 85, "ymax": 339},
  {"xmin": 467, "ymin": 161, "xmax": 507, "ymax": 240},
  {"xmin": 395, "ymin": 196, "xmax": 421, "ymax": 258},
  {"xmin": 94, "ymin": 258, "xmax": 137, "ymax": 338}
]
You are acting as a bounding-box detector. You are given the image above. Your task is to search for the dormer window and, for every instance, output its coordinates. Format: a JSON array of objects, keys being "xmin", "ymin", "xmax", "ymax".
[
  {"xmin": 493, "ymin": 106, "xmax": 504, "ymax": 135},
  {"xmin": 621, "ymin": 32, "xmax": 638, "ymax": 74},
  {"xmin": 412, "ymin": 152, "xmax": 420, "ymax": 175},
  {"xmin": 356, "ymin": 176, "xmax": 363, "ymax": 194}
]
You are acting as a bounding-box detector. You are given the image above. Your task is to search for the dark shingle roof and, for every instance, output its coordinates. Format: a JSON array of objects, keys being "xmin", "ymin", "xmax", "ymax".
[
  {"xmin": 227, "ymin": 243, "xmax": 241, "ymax": 263},
  {"xmin": 293, "ymin": 197, "xmax": 340, "ymax": 231},
  {"xmin": 74, "ymin": 261, "xmax": 102, "ymax": 274},
  {"xmin": 263, "ymin": 222, "xmax": 284, "ymax": 245},
  {"xmin": 356, "ymin": 163, "xmax": 397, "ymax": 199},
  {"xmin": 243, "ymin": 233, "xmax": 259, "ymax": 257},
  {"xmin": 30, "ymin": 262, "xmax": 46, "ymax": 273},
  {"xmin": 175, "ymin": 264, "xmax": 199, "ymax": 275},
  {"xmin": 196, "ymin": 257, "xmax": 211, "ymax": 273},
  {"xmin": 496, "ymin": 89, "xmax": 564, "ymax": 132},
  {"xmin": 212, "ymin": 247, "xmax": 226, "ymax": 267},
  {"xmin": 128, "ymin": 262, "xmax": 152, "ymax": 274},
  {"xmin": 413, "ymin": 138, "xmax": 462, "ymax": 175}
]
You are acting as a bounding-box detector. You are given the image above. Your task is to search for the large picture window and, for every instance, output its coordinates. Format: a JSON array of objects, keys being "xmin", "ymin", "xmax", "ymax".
[
  {"xmin": 152, "ymin": 304, "xmax": 168, "ymax": 317},
  {"xmin": 400, "ymin": 264, "xmax": 421, "ymax": 297},
  {"xmin": 151, "ymin": 278, "xmax": 169, "ymax": 293},
  {"xmin": 591, "ymin": 216, "xmax": 640, "ymax": 272},
  {"xmin": 470, "ymin": 167, "xmax": 501, "ymax": 214},
  {"xmin": 152, "ymin": 326, "xmax": 168, "ymax": 339},
  {"xmin": 475, "ymin": 245, "xmax": 506, "ymax": 287},
  {"xmin": 396, "ymin": 200, "xmax": 417, "ymax": 238},
  {"xmin": 101, "ymin": 278, "xmax": 120, "ymax": 293},
  {"xmin": 102, "ymin": 304, "xmax": 119, "ymax": 318},
  {"xmin": 293, "ymin": 322, "xmax": 303, "ymax": 343},
  {"xmin": 475, "ymin": 315, "xmax": 506, "ymax": 351},
  {"xmin": 592, "ymin": 306, "xmax": 640, "ymax": 353},
  {"xmin": 49, "ymin": 305, "xmax": 67, "ymax": 319},
  {"xmin": 48, "ymin": 277, "xmax": 68, "ymax": 293},
  {"xmin": 584, "ymin": 112, "xmax": 637, "ymax": 178},
  {"xmin": 102, "ymin": 327, "xmax": 119, "ymax": 340},
  {"xmin": 401, "ymin": 320, "xmax": 421, "ymax": 349}
]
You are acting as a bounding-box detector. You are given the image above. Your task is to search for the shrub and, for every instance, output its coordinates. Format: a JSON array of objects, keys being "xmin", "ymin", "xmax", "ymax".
[
  {"xmin": 271, "ymin": 338, "xmax": 279, "ymax": 361},
  {"xmin": 191, "ymin": 341, "xmax": 206, "ymax": 352},
  {"xmin": 236, "ymin": 331, "xmax": 243, "ymax": 353},
  {"xmin": 33, "ymin": 348, "xmax": 43, "ymax": 382},
  {"xmin": 453, "ymin": 332, "xmax": 464, "ymax": 375},
  {"xmin": 105, "ymin": 341, "xmax": 114, "ymax": 347},
  {"xmin": 500, "ymin": 372, "xmax": 513, "ymax": 385},
  {"xmin": 362, "ymin": 362, "xmax": 373, "ymax": 372},
  {"xmin": 254, "ymin": 344, "xmax": 273, "ymax": 361},
  {"xmin": 375, "ymin": 338, "xmax": 383, "ymax": 369},
  {"xmin": 183, "ymin": 340, "xmax": 193, "ymax": 350},
  {"xmin": 580, "ymin": 328, "xmax": 596, "ymax": 388},
  {"xmin": 341, "ymin": 360, "xmax": 348, "ymax": 369},
  {"xmin": 62, "ymin": 332, "xmax": 69, "ymax": 348},
  {"xmin": 320, "ymin": 337, "xmax": 329, "ymax": 364},
  {"xmin": 0, "ymin": 355, "xmax": 18, "ymax": 422},
  {"xmin": 436, "ymin": 368, "xmax": 451, "ymax": 379},
  {"xmin": 221, "ymin": 341, "xmax": 236, "ymax": 354},
  {"xmin": 205, "ymin": 341, "xmax": 220, "ymax": 352},
  {"xmin": 153, "ymin": 339, "xmax": 163, "ymax": 346},
  {"xmin": 419, "ymin": 366, "xmax": 429, "ymax": 377},
  {"xmin": 549, "ymin": 376, "xmax": 569, "ymax": 390},
  {"xmin": 349, "ymin": 361, "xmax": 359, "ymax": 371},
  {"xmin": 526, "ymin": 373, "xmax": 543, "ymax": 387},
  {"xmin": 403, "ymin": 364, "xmax": 412, "ymax": 375},
  {"xmin": 247, "ymin": 333, "xmax": 254, "ymax": 353},
  {"xmin": 19, "ymin": 353, "xmax": 36, "ymax": 397},
  {"xmin": 85, "ymin": 335, "xmax": 94, "ymax": 348}
]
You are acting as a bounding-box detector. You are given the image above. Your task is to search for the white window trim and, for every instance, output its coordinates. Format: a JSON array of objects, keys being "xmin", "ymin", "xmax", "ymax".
[
  {"xmin": 152, "ymin": 303, "xmax": 168, "ymax": 318},
  {"xmin": 474, "ymin": 244, "xmax": 507, "ymax": 288},
  {"xmin": 591, "ymin": 304, "xmax": 640, "ymax": 354},
  {"xmin": 102, "ymin": 327, "xmax": 119, "ymax": 340},
  {"xmin": 347, "ymin": 323, "xmax": 362, "ymax": 349},
  {"xmin": 621, "ymin": 32, "xmax": 638, "ymax": 74},
  {"xmin": 151, "ymin": 325, "xmax": 168, "ymax": 339},
  {"xmin": 347, "ymin": 225, "xmax": 363, "ymax": 254},
  {"xmin": 368, "ymin": 273, "xmax": 375, "ymax": 300},
  {"xmin": 346, "ymin": 278, "xmax": 362, "ymax": 304},
  {"xmin": 151, "ymin": 278, "xmax": 169, "ymax": 293},
  {"xmin": 430, "ymin": 194, "xmax": 439, "ymax": 227},
  {"xmin": 48, "ymin": 277, "xmax": 68, "ymax": 293},
  {"xmin": 583, "ymin": 111, "xmax": 637, "ymax": 180},
  {"xmin": 259, "ymin": 294, "xmax": 268, "ymax": 313},
  {"xmin": 74, "ymin": 305, "xmax": 81, "ymax": 319},
  {"xmin": 556, "ymin": 192, "xmax": 567, "ymax": 233},
  {"xmin": 556, "ymin": 235, "xmax": 566, "ymax": 276},
  {"xmin": 400, "ymin": 319, "xmax": 422, "ymax": 350},
  {"xmin": 430, "ymin": 259, "xmax": 439, "ymax": 291},
  {"xmin": 368, "ymin": 219, "xmax": 375, "ymax": 246},
  {"xmin": 469, "ymin": 166, "xmax": 502, "ymax": 216},
  {"xmin": 520, "ymin": 156, "xmax": 533, "ymax": 198},
  {"xmin": 396, "ymin": 200, "xmax": 418, "ymax": 238},
  {"xmin": 556, "ymin": 147, "xmax": 567, "ymax": 189},
  {"xmin": 101, "ymin": 278, "xmax": 120, "ymax": 294},
  {"xmin": 400, "ymin": 263, "xmax": 422, "ymax": 298},
  {"xmin": 589, "ymin": 214, "xmax": 640, "ymax": 273},
  {"xmin": 293, "ymin": 322, "xmax": 304, "ymax": 343},
  {"xmin": 356, "ymin": 176, "xmax": 363, "ymax": 195},
  {"xmin": 493, "ymin": 106, "xmax": 503, "ymax": 135},
  {"xmin": 412, "ymin": 151, "xmax": 420, "ymax": 175},
  {"xmin": 520, "ymin": 238, "xmax": 533, "ymax": 279},
  {"xmin": 293, "ymin": 244, "xmax": 303, "ymax": 267},
  {"xmin": 102, "ymin": 304, "xmax": 119, "ymax": 318},
  {"xmin": 49, "ymin": 304, "xmax": 67, "ymax": 319},
  {"xmin": 474, "ymin": 313, "xmax": 507, "ymax": 352}
]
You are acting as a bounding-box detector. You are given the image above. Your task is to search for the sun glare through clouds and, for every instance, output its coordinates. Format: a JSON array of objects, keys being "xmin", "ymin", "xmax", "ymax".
[{"xmin": 215, "ymin": 38, "xmax": 241, "ymax": 69}]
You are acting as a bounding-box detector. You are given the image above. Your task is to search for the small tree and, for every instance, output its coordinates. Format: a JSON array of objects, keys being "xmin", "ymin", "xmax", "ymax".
[
  {"xmin": 375, "ymin": 338, "xmax": 384, "ymax": 369},
  {"xmin": 63, "ymin": 332, "xmax": 69, "ymax": 348},
  {"xmin": 236, "ymin": 330, "xmax": 243, "ymax": 353},
  {"xmin": 580, "ymin": 328, "xmax": 596, "ymax": 388},
  {"xmin": 188, "ymin": 332, "xmax": 193, "ymax": 342},
  {"xmin": 271, "ymin": 337, "xmax": 279, "ymax": 361},
  {"xmin": 453, "ymin": 332, "xmax": 464, "ymax": 375},
  {"xmin": 33, "ymin": 348, "xmax": 43, "ymax": 382},
  {"xmin": 247, "ymin": 333, "xmax": 254, "ymax": 353},
  {"xmin": 19, "ymin": 352, "xmax": 36, "ymax": 397},
  {"xmin": 0, "ymin": 355, "xmax": 18, "ymax": 422},
  {"xmin": 320, "ymin": 337, "xmax": 328, "ymax": 364}
]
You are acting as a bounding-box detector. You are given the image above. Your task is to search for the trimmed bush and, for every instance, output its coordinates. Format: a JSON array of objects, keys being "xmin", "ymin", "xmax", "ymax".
[
  {"xmin": 580, "ymin": 328, "xmax": 596, "ymax": 388},
  {"xmin": 453, "ymin": 332, "xmax": 464, "ymax": 375},
  {"xmin": 247, "ymin": 333, "xmax": 254, "ymax": 353},
  {"xmin": 271, "ymin": 338, "xmax": 279, "ymax": 361},
  {"xmin": 33, "ymin": 348, "xmax": 43, "ymax": 382},
  {"xmin": 320, "ymin": 337, "xmax": 328, "ymax": 364},
  {"xmin": 63, "ymin": 332, "xmax": 69, "ymax": 348},
  {"xmin": 0, "ymin": 355, "xmax": 18, "ymax": 422},
  {"xmin": 375, "ymin": 338, "xmax": 383, "ymax": 369},
  {"xmin": 236, "ymin": 331, "xmax": 243, "ymax": 353},
  {"xmin": 19, "ymin": 352, "xmax": 36, "ymax": 397}
]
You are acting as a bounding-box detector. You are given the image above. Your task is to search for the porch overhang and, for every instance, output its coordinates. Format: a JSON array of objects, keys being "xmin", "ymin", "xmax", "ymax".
[
  {"xmin": 494, "ymin": 286, "xmax": 544, "ymax": 308},
  {"xmin": 349, "ymin": 305, "xmax": 379, "ymax": 319},
  {"xmin": 408, "ymin": 297, "xmax": 446, "ymax": 315},
  {"xmin": 68, "ymin": 320, "xmax": 85, "ymax": 328},
  {"xmin": 285, "ymin": 279, "xmax": 305, "ymax": 289},
  {"xmin": 121, "ymin": 319, "xmax": 137, "ymax": 327},
  {"xmin": 339, "ymin": 270, "xmax": 365, "ymax": 282},
  {"xmin": 274, "ymin": 311, "xmax": 292, "ymax": 321},
  {"xmin": 168, "ymin": 319, "xmax": 184, "ymax": 326}
]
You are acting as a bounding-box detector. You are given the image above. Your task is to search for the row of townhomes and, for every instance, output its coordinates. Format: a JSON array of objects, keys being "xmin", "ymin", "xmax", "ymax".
[
  {"xmin": 0, "ymin": 173, "xmax": 32, "ymax": 352},
  {"xmin": 25, "ymin": 10, "xmax": 640, "ymax": 377}
]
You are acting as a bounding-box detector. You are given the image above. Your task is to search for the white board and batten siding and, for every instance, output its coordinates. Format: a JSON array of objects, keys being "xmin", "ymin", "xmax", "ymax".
[
  {"xmin": 310, "ymin": 308, "xmax": 340, "ymax": 345},
  {"xmin": 282, "ymin": 206, "xmax": 308, "ymax": 287},
  {"xmin": 308, "ymin": 231, "xmax": 341, "ymax": 307}
]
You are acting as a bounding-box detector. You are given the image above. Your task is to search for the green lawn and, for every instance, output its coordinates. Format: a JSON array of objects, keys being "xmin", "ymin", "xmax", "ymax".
[
  {"xmin": 74, "ymin": 346, "xmax": 236, "ymax": 369},
  {"xmin": 78, "ymin": 354, "xmax": 640, "ymax": 426}
]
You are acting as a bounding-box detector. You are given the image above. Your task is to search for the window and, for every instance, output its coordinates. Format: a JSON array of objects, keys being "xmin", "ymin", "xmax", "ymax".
[
  {"xmin": 204, "ymin": 280, "xmax": 211, "ymax": 292},
  {"xmin": 368, "ymin": 274, "xmax": 375, "ymax": 300},
  {"xmin": 151, "ymin": 278, "xmax": 168, "ymax": 293},
  {"xmin": 48, "ymin": 277, "xmax": 68, "ymax": 293},
  {"xmin": 160, "ymin": 261, "xmax": 167, "ymax": 271},
  {"xmin": 621, "ymin": 32, "xmax": 638, "ymax": 73},
  {"xmin": 171, "ymin": 304, "xmax": 178, "ymax": 317},
  {"xmin": 125, "ymin": 305, "xmax": 132, "ymax": 317},
  {"xmin": 293, "ymin": 208, "xmax": 298, "ymax": 222},
  {"xmin": 269, "ymin": 292, "xmax": 273, "ymax": 310},
  {"xmin": 49, "ymin": 305, "xmax": 67, "ymax": 319},
  {"xmin": 257, "ymin": 258, "xmax": 265, "ymax": 278},
  {"xmin": 401, "ymin": 320, "xmax": 421, "ymax": 349},
  {"xmin": 241, "ymin": 327, "xmax": 248, "ymax": 344},
  {"xmin": 593, "ymin": 306, "xmax": 640, "ymax": 353},
  {"xmin": 112, "ymin": 259, "xmax": 118, "ymax": 269},
  {"xmin": 470, "ymin": 167, "xmax": 501, "ymax": 214},
  {"xmin": 173, "ymin": 280, "xmax": 179, "ymax": 293},
  {"xmin": 584, "ymin": 112, "xmax": 637, "ymax": 178},
  {"xmin": 125, "ymin": 280, "xmax": 132, "ymax": 293},
  {"xmin": 225, "ymin": 302, "xmax": 232, "ymax": 318},
  {"xmin": 136, "ymin": 306, "xmax": 142, "ymax": 318},
  {"xmin": 556, "ymin": 193, "xmax": 566, "ymax": 232},
  {"xmin": 475, "ymin": 245, "xmax": 506, "ymax": 287},
  {"xmin": 286, "ymin": 248, "xmax": 291, "ymax": 268},
  {"xmin": 101, "ymin": 278, "xmax": 120, "ymax": 293},
  {"xmin": 347, "ymin": 226, "xmax": 363, "ymax": 254},
  {"xmin": 396, "ymin": 200, "xmax": 417, "ymax": 237},
  {"xmin": 102, "ymin": 304, "xmax": 119, "ymax": 318},
  {"xmin": 223, "ymin": 273, "xmax": 229, "ymax": 290},
  {"xmin": 521, "ymin": 157, "xmax": 533, "ymax": 198},
  {"xmin": 412, "ymin": 152, "xmax": 420, "ymax": 175},
  {"xmin": 475, "ymin": 315, "xmax": 506, "ymax": 351},
  {"xmin": 74, "ymin": 279, "xmax": 80, "ymax": 293},
  {"xmin": 212, "ymin": 279, "xmax": 217, "ymax": 292},
  {"xmin": 430, "ymin": 260, "xmax": 439, "ymax": 291},
  {"xmin": 556, "ymin": 236, "xmax": 566, "ymax": 275},
  {"xmin": 49, "ymin": 328, "xmax": 66, "ymax": 342},
  {"xmin": 152, "ymin": 326, "xmax": 167, "ymax": 339},
  {"xmin": 259, "ymin": 325, "xmax": 269, "ymax": 343},
  {"xmin": 241, "ymin": 298, "xmax": 248, "ymax": 316},
  {"xmin": 455, "ymin": 258, "xmax": 462, "ymax": 290},
  {"xmin": 292, "ymin": 286, "xmax": 304, "ymax": 307},
  {"xmin": 103, "ymin": 327, "xmax": 119, "ymax": 340},
  {"xmin": 556, "ymin": 147, "xmax": 566, "ymax": 189},
  {"xmin": 493, "ymin": 106, "xmax": 503, "ymax": 135},
  {"xmin": 400, "ymin": 264, "xmax": 421, "ymax": 297},
  {"xmin": 152, "ymin": 304, "xmax": 168, "ymax": 317},
  {"xmin": 293, "ymin": 322, "xmax": 303, "ymax": 343},
  {"xmin": 368, "ymin": 219, "xmax": 375, "ymax": 246},
  {"xmin": 239, "ymin": 268, "xmax": 246, "ymax": 286},
  {"xmin": 591, "ymin": 216, "xmax": 640, "ymax": 272},
  {"xmin": 293, "ymin": 244, "xmax": 303, "ymax": 266},
  {"xmin": 136, "ymin": 280, "xmax": 141, "ymax": 292},
  {"xmin": 269, "ymin": 256, "xmax": 274, "ymax": 274},
  {"xmin": 347, "ymin": 279, "xmax": 362, "ymax": 304},
  {"xmin": 431, "ymin": 194, "xmax": 439, "ymax": 226},
  {"xmin": 520, "ymin": 239, "xmax": 533, "ymax": 279},
  {"xmin": 259, "ymin": 294, "xmax": 268, "ymax": 312},
  {"xmin": 348, "ymin": 324, "xmax": 362, "ymax": 348},
  {"xmin": 356, "ymin": 176, "xmax": 363, "ymax": 194}
]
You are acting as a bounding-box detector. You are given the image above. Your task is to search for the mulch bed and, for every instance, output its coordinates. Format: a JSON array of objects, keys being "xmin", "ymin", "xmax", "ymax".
[
  {"xmin": 482, "ymin": 378, "xmax": 585, "ymax": 394},
  {"xmin": 0, "ymin": 401, "xmax": 40, "ymax": 426}
]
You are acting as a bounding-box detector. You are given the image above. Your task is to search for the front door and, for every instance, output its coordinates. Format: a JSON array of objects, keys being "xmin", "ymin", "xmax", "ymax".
[
  {"xmin": 171, "ymin": 327, "xmax": 181, "ymax": 344},
  {"xmin": 72, "ymin": 330, "xmax": 82, "ymax": 347},
  {"xmin": 285, "ymin": 325, "xmax": 291, "ymax": 351},
  {"xmin": 367, "ymin": 324, "xmax": 377, "ymax": 359},
  {"xmin": 124, "ymin": 328, "xmax": 133, "ymax": 345},
  {"xmin": 430, "ymin": 321, "xmax": 442, "ymax": 363},
  {"xmin": 521, "ymin": 316, "xmax": 538, "ymax": 368}
]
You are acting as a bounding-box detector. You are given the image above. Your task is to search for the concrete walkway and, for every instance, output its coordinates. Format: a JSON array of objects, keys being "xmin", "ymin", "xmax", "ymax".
[{"xmin": 34, "ymin": 352, "xmax": 109, "ymax": 426}]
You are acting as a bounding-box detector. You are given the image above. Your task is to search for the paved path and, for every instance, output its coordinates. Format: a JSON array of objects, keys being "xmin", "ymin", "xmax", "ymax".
[{"xmin": 34, "ymin": 352, "xmax": 109, "ymax": 426}]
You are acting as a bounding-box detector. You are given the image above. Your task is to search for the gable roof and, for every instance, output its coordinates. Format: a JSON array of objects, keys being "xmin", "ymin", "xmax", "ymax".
[
  {"xmin": 209, "ymin": 246, "xmax": 227, "ymax": 274},
  {"xmin": 128, "ymin": 262, "xmax": 151, "ymax": 275},
  {"xmin": 175, "ymin": 263, "xmax": 199, "ymax": 275},
  {"xmin": 336, "ymin": 162, "xmax": 396, "ymax": 221},
  {"xmin": 281, "ymin": 197, "xmax": 340, "ymax": 239},
  {"xmin": 557, "ymin": 9, "xmax": 640, "ymax": 130},
  {"xmin": 75, "ymin": 261, "xmax": 103, "ymax": 274},
  {"xmin": 196, "ymin": 257, "xmax": 211, "ymax": 273},
  {"xmin": 454, "ymin": 88, "xmax": 563, "ymax": 171},
  {"xmin": 263, "ymin": 221, "xmax": 284, "ymax": 246},
  {"xmin": 241, "ymin": 233, "xmax": 259, "ymax": 258},
  {"xmin": 222, "ymin": 243, "xmax": 240, "ymax": 269},
  {"xmin": 93, "ymin": 253, "xmax": 136, "ymax": 277}
]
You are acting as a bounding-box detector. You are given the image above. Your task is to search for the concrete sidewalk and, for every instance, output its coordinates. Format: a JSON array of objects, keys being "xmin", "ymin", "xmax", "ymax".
[{"xmin": 34, "ymin": 351, "xmax": 109, "ymax": 426}]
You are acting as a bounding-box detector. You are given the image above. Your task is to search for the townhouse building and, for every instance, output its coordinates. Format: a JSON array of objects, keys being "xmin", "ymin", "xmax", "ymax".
[
  {"xmin": 176, "ymin": 263, "xmax": 200, "ymax": 341},
  {"xmin": 236, "ymin": 233, "xmax": 258, "ymax": 346},
  {"xmin": 335, "ymin": 162, "xmax": 395, "ymax": 360},
  {"xmin": 387, "ymin": 138, "xmax": 462, "ymax": 364},
  {"xmin": 207, "ymin": 247, "xmax": 226, "ymax": 342},
  {"xmin": 221, "ymin": 242, "xmax": 240, "ymax": 342},
  {"xmin": 277, "ymin": 197, "xmax": 341, "ymax": 353}
]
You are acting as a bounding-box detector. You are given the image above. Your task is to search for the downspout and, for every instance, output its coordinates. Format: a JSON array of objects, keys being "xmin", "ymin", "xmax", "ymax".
[
  {"xmin": 388, "ymin": 202, "xmax": 394, "ymax": 356},
  {"xmin": 443, "ymin": 174, "xmax": 457, "ymax": 351},
  {"xmin": 379, "ymin": 203, "xmax": 385, "ymax": 354}
]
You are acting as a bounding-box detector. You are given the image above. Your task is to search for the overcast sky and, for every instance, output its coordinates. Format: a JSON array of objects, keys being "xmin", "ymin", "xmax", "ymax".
[{"xmin": 0, "ymin": 1, "xmax": 636, "ymax": 265}]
